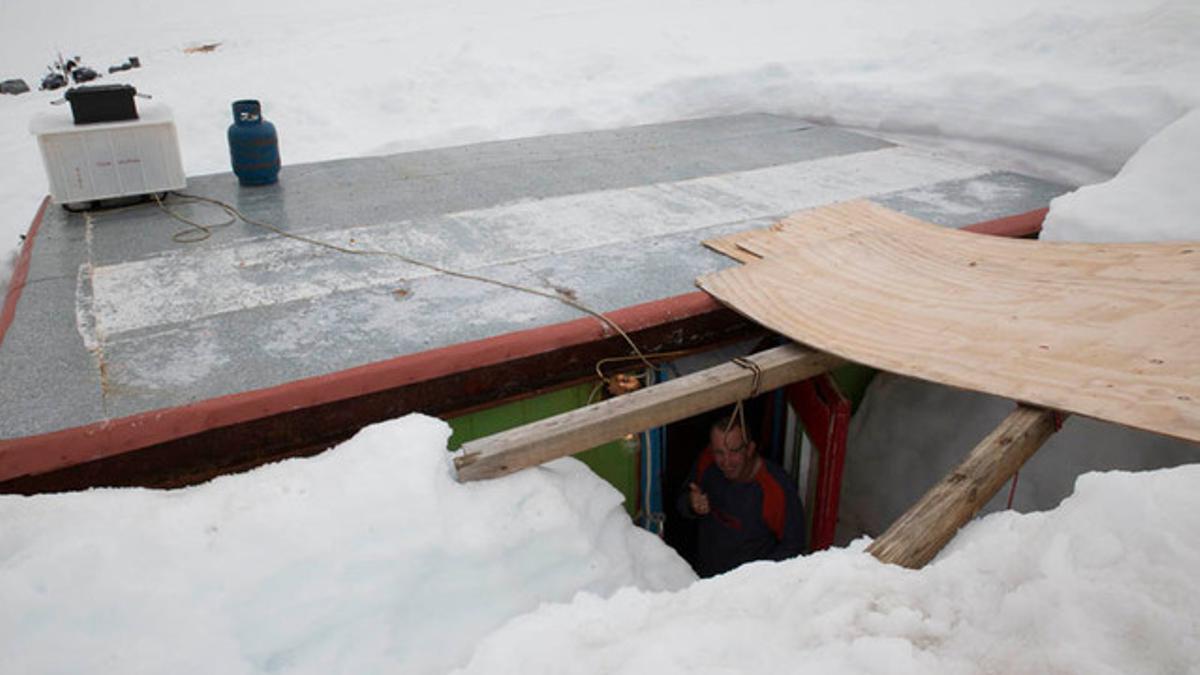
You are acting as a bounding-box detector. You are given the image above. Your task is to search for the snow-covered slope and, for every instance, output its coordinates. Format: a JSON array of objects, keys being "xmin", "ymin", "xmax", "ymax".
[
  {"xmin": 5, "ymin": 415, "xmax": 1194, "ymax": 674},
  {"xmin": 2, "ymin": 0, "xmax": 1198, "ymax": 257},
  {"xmin": 457, "ymin": 466, "xmax": 1200, "ymax": 675},
  {"xmin": 1042, "ymin": 108, "xmax": 1200, "ymax": 242},
  {"xmin": 0, "ymin": 416, "xmax": 694, "ymax": 674}
]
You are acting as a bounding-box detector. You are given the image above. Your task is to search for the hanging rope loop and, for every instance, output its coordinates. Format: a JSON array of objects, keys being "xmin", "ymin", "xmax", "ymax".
[
  {"xmin": 725, "ymin": 355, "xmax": 765, "ymax": 435},
  {"xmin": 731, "ymin": 356, "xmax": 763, "ymax": 399}
]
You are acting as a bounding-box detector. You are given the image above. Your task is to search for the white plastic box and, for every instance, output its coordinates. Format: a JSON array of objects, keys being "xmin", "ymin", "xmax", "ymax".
[{"xmin": 29, "ymin": 102, "xmax": 186, "ymax": 205}]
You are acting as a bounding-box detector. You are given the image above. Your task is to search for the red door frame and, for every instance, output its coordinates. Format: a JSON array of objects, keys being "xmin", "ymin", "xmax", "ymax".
[{"xmin": 787, "ymin": 374, "xmax": 852, "ymax": 551}]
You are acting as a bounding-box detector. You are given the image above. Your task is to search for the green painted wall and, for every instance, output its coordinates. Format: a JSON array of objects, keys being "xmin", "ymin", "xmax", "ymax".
[
  {"xmin": 447, "ymin": 383, "xmax": 639, "ymax": 516},
  {"xmin": 832, "ymin": 364, "xmax": 877, "ymax": 412}
]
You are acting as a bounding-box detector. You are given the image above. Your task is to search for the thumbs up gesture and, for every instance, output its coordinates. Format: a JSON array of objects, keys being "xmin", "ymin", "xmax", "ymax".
[{"xmin": 688, "ymin": 482, "xmax": 710, "ymax": 516}]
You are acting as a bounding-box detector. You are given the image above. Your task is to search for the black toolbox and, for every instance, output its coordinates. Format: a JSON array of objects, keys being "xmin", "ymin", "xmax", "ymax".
[{"xmin": 65, "ymin": 84, "xmax": 139, "ymax": 124}]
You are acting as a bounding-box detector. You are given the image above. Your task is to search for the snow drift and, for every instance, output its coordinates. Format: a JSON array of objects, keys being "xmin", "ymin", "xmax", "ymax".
[{"xmin": 0, "ymin": 416, "xmax": 694, "ymax": 674}]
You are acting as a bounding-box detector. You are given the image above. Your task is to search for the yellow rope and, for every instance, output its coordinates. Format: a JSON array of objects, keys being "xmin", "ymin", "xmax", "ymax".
[
  {"xmin": 727, "ymin": 356, "xmax": 764, "ymax": 435},
  {"xmin": 593, "ymin": 348, "xmax": 698, "ymax": 384},
  {"xmin": 153, "ymin": 193, "xmax": 236, "ymax": 243}
]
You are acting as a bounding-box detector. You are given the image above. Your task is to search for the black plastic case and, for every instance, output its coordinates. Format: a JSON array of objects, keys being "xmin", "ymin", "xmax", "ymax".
[{"xmin": 65, "ymin": 85, "xmax": 139, "ymax": 125}]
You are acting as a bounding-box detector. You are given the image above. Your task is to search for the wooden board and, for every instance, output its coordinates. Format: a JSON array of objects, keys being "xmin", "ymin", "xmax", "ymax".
[
  {"xmin": 456, "ymin": 344, "xmax": 844, "ymax": 482},
  {"xmin": 697, "ymin": 200, "xmax": 1200, "ymax": 443},
  {"xmin": 866, "ymin": 405, "xmax": 1059, "ymax": 568}
]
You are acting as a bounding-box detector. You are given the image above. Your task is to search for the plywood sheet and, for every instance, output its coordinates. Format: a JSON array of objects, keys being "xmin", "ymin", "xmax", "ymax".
[{"xmin": 697, "ymin": 200, "xmax": 1200, "ymax": 443}]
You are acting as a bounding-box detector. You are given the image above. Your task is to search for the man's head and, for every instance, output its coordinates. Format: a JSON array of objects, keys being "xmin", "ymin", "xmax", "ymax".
[{"xmin": 709, "ymin": 415, "xmax": 758, "ymax": 482}]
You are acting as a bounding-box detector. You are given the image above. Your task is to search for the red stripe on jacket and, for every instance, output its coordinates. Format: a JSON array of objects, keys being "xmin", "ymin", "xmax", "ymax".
[
  {"xmin": 754, "ymin": 463, "xmax": 786, "ymax": 541},
  {"xmin": 697, "ymin": 447, "xmax": 786, "ymax": 542}
]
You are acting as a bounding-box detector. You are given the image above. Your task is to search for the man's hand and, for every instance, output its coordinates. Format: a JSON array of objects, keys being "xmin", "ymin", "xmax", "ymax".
[{"xmin": 688, "ymin": 482, "xmax": 710, "ymax": 516}]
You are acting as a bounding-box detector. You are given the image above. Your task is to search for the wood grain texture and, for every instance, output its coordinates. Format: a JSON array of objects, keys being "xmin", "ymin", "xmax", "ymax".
[
  {"xmin": 697, "ymin": 200, "xmax": 1200, "ymax": 443},
  {"xmin": 865, "ymin": 405, "xmax": 1058, "ymax": 568},
  {"xmin": 455, "ymin": 344, "xmax": 844, "ymax": 482}
]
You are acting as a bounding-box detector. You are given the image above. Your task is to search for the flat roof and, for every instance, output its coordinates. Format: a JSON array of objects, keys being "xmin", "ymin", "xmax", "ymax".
[{"xmin": 0, "ymin": 114, "xmax": 1068, "ymax": 482}]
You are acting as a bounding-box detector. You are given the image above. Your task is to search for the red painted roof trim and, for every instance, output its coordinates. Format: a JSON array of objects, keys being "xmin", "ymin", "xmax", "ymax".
[
  {"xmin": 0, "ymin": 196, "xmax": 50, "ymax": 348},
  {"xmin": 0, "ymin": 206, "xmax": 1048, "ymax": 482},
  {"xmin": 960, "ymin": 207, "xmax": 1047, "ymax": 237},
  {"xmin": 0, "ymin": 290, "xmax": 721, "ymax": 480}
]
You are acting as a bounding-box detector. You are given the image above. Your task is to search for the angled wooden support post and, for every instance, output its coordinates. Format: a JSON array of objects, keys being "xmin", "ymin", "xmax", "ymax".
[
  {"xmin": 866, "ymin": 405, "xmax": 1063, "ymax": 569},
  {"xmin": 454, "ymin": 343, "xmax": 845, "ymax": 482}
]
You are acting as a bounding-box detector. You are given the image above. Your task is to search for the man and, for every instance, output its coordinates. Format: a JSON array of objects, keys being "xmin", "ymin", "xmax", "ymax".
[{"xmin": 678, "ymin": 414, "xmax": 806, "ymax": 577}]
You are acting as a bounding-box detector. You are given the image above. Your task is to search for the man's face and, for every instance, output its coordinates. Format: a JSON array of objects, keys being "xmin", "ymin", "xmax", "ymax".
[{"xmin": 710, "ymin": 425, "xmax": 755, "ymax": 481}]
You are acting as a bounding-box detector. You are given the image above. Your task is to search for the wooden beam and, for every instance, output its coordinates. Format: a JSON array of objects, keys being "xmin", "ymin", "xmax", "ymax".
[
  {"xmin": 455, "ymin": 343, "xmax": 844, "ymax": 482},
  {"xmin": 866, "ymin": 405, "xmax": 1061, "ymax": 568}
]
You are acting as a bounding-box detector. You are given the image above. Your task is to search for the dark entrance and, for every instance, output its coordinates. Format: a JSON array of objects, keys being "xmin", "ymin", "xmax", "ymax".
[{"xmin": 660, "ymin": 393, "xmax": 782, "ymax": 571}]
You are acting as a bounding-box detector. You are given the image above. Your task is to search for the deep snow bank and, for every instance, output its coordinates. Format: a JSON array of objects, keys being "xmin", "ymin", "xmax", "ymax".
[
  {"xmin": 0, "ymin": 415, "xmax": 694, "ymax": 674},
  {"xmin": 1042, "ymin": 107, "xmax": 1200, "ymax": 242},
  {"xmin": 456, "ymin": 466, "xmax": 1200, "ymax": 674}
]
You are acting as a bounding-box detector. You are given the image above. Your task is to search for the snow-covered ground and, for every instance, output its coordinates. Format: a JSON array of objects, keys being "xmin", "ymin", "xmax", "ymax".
[
  {"xmin": 0, "ymin": 416, "xmax": 695, "ymax": 674},
  {"xmin": 1041, "ymin": 107, "xmax": 1200, "ymax": 243},
  {"xmin": 2, "ymin": 0, "xmax": 1199, "ymax": 672},
  {"xmin": 2, "ymin": 416, "xmax": 1197, "ymax": 673},
  {"xmin": 457, "ymin": 465, "xmax": 1200, "ymax": 674},
  {"xmin": 2, "ymin": 0, "xmax": 1198, "ymax": 259}
]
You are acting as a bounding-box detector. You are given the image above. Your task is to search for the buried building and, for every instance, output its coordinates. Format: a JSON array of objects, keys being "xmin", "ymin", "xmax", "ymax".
[{"xmin": 2, "ymin": 113, "xmax": 1195, "ymax": 573}]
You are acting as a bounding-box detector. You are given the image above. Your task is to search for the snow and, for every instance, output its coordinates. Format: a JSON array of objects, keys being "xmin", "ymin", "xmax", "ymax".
[
  {"xmin": 1041, "ymin": 108, "xmax": 1200, "ymax": 242},
  {"xmin": 0, "ymin": 416, "xmax": 694, "ymax": 674},
  {"xmin": 457, "ymin": 465, "xmax": 1200, "ymax": 674},
  {"xmin": 5, "ymin": 416, "xmax": 1196, "ymax": 674},
  {"xmin": 2, "ymin": 0, "xmax": 1199, "ymax": 672},
  {"xmin": 2, "ymin": 0, "xmax": 1199, "ymax": 261}
]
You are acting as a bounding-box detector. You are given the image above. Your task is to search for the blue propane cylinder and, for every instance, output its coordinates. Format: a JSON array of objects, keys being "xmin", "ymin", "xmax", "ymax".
[{"xmin": 227, "ymin": 99, "xmax": 280, "ymax": 186}]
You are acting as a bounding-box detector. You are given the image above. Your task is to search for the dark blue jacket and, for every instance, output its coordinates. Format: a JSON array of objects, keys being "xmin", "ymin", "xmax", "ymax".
[{"xmin": 678, "ymin": 448, "xmax": 806, "ymax": 577}]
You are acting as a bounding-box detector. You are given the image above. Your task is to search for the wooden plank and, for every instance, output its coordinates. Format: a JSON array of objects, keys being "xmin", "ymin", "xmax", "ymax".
[
  {"xmin": 455, "ymin": 344, "xmax": 845, "ymax": 482},
  {"xmin": 703, "ymin": 200, "xmax": 870, "ymax": 262},
  {"xmin": 703, "ymin": 228, "xmax": 770, "ymax": 263},
  {"xmin": 706, "ymin": 199, "xmax": 1194, "ymax": 283},
  {"xmin": 866, "ymin": 405, "xmax": 1059, "ymax": 568},
  {"xmin": 696, "ymin": 201, "xmax": 1200, "ymax": 443}
]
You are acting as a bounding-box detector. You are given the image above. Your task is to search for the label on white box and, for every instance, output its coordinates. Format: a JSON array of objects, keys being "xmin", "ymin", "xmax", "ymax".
[{"xmin": 30, "ymin": 103, "xmax": 187, "ymax": 204}]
